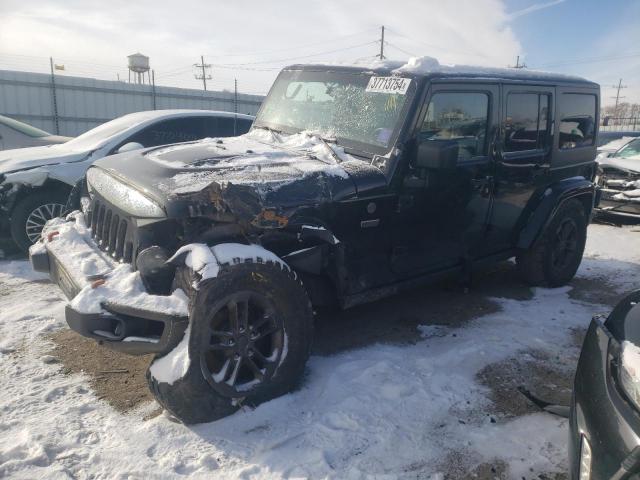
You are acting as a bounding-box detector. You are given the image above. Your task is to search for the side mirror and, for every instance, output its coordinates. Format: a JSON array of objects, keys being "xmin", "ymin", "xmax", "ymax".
[
  {"xmin": 416, "ymin": 140, "xmax": 459, "ymax": 169},
  {"xmin": 116, "ymin": 142, "xmax": 144, "ymax": 154}
]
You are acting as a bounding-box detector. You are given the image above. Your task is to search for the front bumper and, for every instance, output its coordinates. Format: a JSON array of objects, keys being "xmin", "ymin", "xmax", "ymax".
[
  {"xmin": 570, "ymin": 319, "xmax": 640, "ymax": 479},
  {"xmin": 594, "ymin": 188, "xmax": 640, "ymax": 219},
  {"xmin": 30, "ymin": 216, "xmax": 188, "ymax": 356}
]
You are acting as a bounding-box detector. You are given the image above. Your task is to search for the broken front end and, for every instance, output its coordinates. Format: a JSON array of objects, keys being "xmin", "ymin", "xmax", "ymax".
[
  {"xmin": 596, "ymin": 165, "xmax": 640, "ymax": 219},
  {"xmin": 29, "ymin": 165, "xmax": 344, "ymax": 356}
]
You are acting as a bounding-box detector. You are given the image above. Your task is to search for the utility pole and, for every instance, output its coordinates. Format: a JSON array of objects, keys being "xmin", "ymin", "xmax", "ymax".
[
  {"xmin": 49, "ymin": 57, "xmax": 60, "ymax": 135},
  {"xmin": 611, "ymin": 78, "xmax": 627, "ymax": 116},
  {"xmin": 379, "ymin": 25, "xmax": 385, "ymax": 60},
  {"xmin": 194, "ymin": 55, "xmax": 212, "ymax": 91},
  {"xmin": 510, "ymin": 55, "xmax": 527, "ymax": 69},
  {"xmin": 234, "ymin": 78, "xmax": 238, "ymax": 135},
  {"xmin": 151, "ymin": 70, "xmax": 157, "ymax": 110}
]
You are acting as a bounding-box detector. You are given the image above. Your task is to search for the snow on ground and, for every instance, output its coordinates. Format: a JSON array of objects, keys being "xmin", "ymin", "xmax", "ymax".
[{"xmin": 0, "ymin": 224, "xmax": 638, "ymax": 479}]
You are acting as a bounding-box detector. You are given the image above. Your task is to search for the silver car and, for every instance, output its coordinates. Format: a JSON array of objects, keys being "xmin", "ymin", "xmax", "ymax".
[{"xmin": 0, "ymin": 115, "xmax": 72, "ymax": 150}]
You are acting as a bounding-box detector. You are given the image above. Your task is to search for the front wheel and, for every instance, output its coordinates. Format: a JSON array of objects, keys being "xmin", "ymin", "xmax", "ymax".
[
  {"xmin": 147, "ymin": 259, "xmax": 314, "ymax": 424},
  {"xmin": 516, "ymin": 199, "xmax": 587, "ymax": 287}
]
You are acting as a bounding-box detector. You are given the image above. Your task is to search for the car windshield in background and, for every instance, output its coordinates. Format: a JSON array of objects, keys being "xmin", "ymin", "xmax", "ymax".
[
  {"xmin": 614, "ymin": 138, "xmax": 640, "ymax": 159},
  {"xmin": 0, "ymin": 114, "xmax": 51, "ymax": 137},
  {"xmin": 255, "ymin": 70, "xmax": 415, "ymax": 154},
  {"xmin": 64, "ymin": 114, "xmax": 149, "ymax": 151}
]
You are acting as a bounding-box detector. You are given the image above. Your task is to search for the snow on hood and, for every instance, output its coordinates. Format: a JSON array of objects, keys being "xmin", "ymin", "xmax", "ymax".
[
  {"xmin": 599, "ymin": 154, "xmax": 640, "ymax": 174},
  {"xmin": 151, "ymin": 129, "xmax": 352, "ymax": 196},
  {"xmin": 0, "ymin": 143, "xmax": 88, "ymax": 176}
]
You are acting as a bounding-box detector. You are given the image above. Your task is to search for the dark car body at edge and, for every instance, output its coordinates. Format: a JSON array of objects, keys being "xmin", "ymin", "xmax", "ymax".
[{"xmin": 571, "ymin": 291, "xmax": 640, "ymax": 479}]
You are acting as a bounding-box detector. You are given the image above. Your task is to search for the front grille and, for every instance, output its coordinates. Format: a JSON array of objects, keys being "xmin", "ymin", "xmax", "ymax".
[{"xmin": 87, "ymin": 198, "xmax": 134, "ymax": 263}]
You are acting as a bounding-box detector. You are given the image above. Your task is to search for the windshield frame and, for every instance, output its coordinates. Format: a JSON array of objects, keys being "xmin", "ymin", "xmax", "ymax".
[{"xmin": 253, "ymin": 68, "xmax": 418, "ymax": 158}]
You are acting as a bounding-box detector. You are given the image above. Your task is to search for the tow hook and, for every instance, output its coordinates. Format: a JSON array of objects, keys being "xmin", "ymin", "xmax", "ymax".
[{"xmin": 47, "ymin": 231, "xmax": 60, "ymax": 242}]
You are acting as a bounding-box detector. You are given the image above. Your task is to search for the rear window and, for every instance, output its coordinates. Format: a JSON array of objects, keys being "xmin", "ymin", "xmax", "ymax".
[{"xmin": 559, "ymin": 94, "xmax": 596, "ymax": 149}]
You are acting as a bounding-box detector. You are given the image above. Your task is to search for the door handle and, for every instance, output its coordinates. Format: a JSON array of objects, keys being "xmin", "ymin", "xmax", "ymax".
[{"xmin": 471, "ymin": 176, "xmax": 493, "ymax": 197}]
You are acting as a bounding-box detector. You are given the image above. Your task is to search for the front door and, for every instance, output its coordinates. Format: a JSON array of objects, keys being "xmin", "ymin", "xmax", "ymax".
[
  {"xmin": 487, "ymin": 86, "xmax": 554, "ymax": 252},
  {"xmin": 391, "ymin": 83, "xmax": 499, "ymax": 274}
]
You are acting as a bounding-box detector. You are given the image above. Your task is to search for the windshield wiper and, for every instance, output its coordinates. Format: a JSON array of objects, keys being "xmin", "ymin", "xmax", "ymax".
[
  {"xmin": 308, "ymin": 132, "xmax": 342, "ymax": 164},
  {"xmin": 254, "ymin": 125, "xmax": 282, "ymax": 135}
]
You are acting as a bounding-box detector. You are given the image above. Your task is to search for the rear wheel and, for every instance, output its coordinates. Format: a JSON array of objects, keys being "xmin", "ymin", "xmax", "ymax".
[
  {"xmin": 147, "ymin": 259, "xmax": 314, "ymax": 424},
  {"xmin": 516, "ymin": 199, "xmax": 587, "ymax": 287},
  {"xmin": 10, "ymin": 190, "xmax": 69, "ymax": 252}
]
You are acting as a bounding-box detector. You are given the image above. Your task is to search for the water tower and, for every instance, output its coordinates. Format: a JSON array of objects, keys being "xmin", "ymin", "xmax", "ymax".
[{"xmin": 127, "ymin": 53, "xmax": 150, "ymax": 84}]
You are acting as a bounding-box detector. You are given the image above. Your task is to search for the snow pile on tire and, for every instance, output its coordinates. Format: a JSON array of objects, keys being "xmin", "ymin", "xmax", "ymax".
[{"xmin": 149, "ymin": 324, "xmax": 192, "ymax": 385}]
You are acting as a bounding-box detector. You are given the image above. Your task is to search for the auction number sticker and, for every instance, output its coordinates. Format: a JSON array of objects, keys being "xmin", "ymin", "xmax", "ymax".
[{"xmin": 365, "ymin": 76, "xmax": 411, "ymax": 94}]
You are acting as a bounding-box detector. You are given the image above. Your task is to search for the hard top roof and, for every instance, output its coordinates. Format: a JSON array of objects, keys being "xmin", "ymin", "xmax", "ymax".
[{"xmin": 285, "ymin": 56, "xmax": 598, "ymax": 87}]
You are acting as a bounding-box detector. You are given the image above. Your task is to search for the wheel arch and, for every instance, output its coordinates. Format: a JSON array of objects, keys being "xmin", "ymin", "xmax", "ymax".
[
  {"xmin": 517, "ymin": 177, "xmax": 595, "ymax": 250},
  {"xmin": 8, "ymin": 178, "xmax": 73, "ymax": 216}
]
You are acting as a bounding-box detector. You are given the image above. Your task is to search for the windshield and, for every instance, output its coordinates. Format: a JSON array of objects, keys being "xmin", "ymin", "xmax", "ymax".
[
  {"xmin": 0, "ymin": 115, "xmax": 51, "ymax": 137},
  {"xmin": 255, "ymin": 69, "xmax": 415, "ymax": 154},
  {"xmin": 614, "ymin": 138, "xmax": 640, "ymax": 159},
  {"xmin": 64, "ymin": 114, "xmax": 149, "ymax": 151}
]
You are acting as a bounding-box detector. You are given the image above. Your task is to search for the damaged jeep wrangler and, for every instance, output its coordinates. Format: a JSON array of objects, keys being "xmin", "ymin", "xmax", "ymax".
[{"xmin": 30, "ymin": 58, "xmax": 600, "ymax": 424}]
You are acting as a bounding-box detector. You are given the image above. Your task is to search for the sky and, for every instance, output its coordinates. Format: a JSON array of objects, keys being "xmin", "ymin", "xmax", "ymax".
[{"xmin": 0, "ymin": 0, "xmax": 638, "ymax": 105}]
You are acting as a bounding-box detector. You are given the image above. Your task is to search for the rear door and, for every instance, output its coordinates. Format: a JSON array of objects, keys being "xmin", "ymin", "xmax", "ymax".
[
  {"xmin": 391, "ymin": 82, "xmax": 499, "ymax": 274},
  {"xmin": 487, "ymin": 85, "xmax": 554, "ymax": 252}
]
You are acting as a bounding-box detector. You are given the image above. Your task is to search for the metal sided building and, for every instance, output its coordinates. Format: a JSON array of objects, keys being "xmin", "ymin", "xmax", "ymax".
[{"xmin": 0, "ymin": 69, "xmax": 264, "ymax": 137}]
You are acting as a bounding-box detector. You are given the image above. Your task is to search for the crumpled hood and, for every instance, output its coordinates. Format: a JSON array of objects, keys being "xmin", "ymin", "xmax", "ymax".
[
  {"xmin": 599, "ymin": 155, "xmax": 640, "ymax": 174},
  {"xmin": 0, "ymin": 144, "xmax": 88, "ymax": 175},
  {"xmin": 94, "ymin": 130, "xmax": 385, "ymax": 210}
]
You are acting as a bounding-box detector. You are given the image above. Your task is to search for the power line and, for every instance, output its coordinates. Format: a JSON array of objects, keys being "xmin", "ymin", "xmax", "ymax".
[
  {"xmin": 217, "ymin": 41, "xmax": 378, "ymax": 67},
  {"xmin": 535, "ymin": 52, "xmax": 640, "ymax": 68},
  {"xmin": 383, "ymin": 26, "xmax": 491, "ymax": 58},
  {"xmin": 201, "ymin": 28, "xmax": 379, "ymax": 59},
  {"xmin": 385, "ymin": 42, "xmax": 418, "ymax": 58}
]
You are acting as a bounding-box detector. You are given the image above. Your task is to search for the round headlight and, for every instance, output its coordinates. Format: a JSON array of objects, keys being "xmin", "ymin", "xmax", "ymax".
[{"xmin": 86, "ymin": 168, "xmax": 164, "ymax": 218}]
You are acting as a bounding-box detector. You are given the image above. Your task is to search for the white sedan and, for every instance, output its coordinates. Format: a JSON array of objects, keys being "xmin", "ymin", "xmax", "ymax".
[{"xmin": 0, "ymin": 109, "xmax": 254, "ymax": 251}]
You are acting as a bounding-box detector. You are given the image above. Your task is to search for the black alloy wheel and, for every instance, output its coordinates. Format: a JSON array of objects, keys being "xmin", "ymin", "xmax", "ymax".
[{"xmin": 201, "ymin": 291, "xmax": 285, "ymax": 396}]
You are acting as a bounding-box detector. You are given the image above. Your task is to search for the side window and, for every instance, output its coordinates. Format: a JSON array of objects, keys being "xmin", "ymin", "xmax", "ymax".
[
  {"xmin": 127, "ymin": 117, "xmax": 205, "ymax": 147},
  {"xmin": 504, "ymin": 93, "xmax": 551, "ymax": 152},
  {"xmin": 203, "ymin": 117, "xmax": 237, "ymax": 137},
  {"xmin": 420, "ymin": 92, "xmax": 489, "ymax": 161},
  {"xmin": 559, "ymin": 94, "xmax": 596, "ymax": 149},
  {"xmin": 237, "ymin": 119, "xmax": 253, "ymax": 135}
]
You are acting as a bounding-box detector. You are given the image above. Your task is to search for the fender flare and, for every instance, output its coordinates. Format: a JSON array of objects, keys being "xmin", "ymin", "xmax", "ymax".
[
  {"xmin": 516, "ymin": 177, "xmax": 595, "ymax": 250},
  {"xmin": 168, "ymin": 242, "xmax": 290, "ymax": 284}
]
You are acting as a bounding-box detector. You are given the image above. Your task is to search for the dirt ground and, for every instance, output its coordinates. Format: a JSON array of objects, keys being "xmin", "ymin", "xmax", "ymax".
[{"xmin": 48, "ymin": 330, "xmax": 157, "ymax": 414}]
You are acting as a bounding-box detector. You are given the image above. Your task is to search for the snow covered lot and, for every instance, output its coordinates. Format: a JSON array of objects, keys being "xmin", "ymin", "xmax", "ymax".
[{"xmin": 0, "ymin": 224, "xmax": 638, "ymax": 479}]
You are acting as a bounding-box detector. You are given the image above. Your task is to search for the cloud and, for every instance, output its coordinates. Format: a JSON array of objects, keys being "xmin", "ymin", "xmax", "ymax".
[
  {"xmin": 0, "ymin": 0, "xmax": 522, "ymax": 94},
  {"xmin": 506, "ymin": 0, "xmax": 566, "ymax": 21}
]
